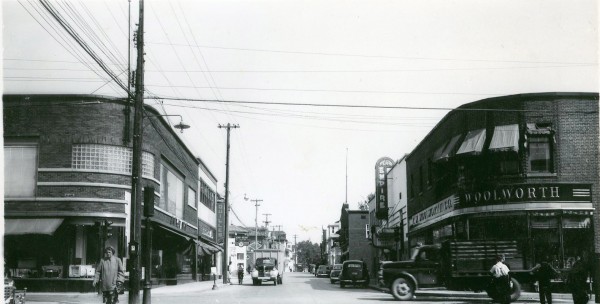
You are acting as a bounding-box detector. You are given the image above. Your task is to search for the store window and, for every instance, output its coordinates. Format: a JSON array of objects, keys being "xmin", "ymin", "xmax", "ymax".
[
  {"xmin": 562, "ymin": 216, "xmax": 592, "ymax": 269},
  {"xmin": 237, "ymin": 253, "xmax": 244, "ymax": 260},
  {"xmin": 72, "ymin": 144, "xmax": 154, "ymax": 177},
  {"xmin": 200, "ymin": 179, "xmax": 216, "ymax": 211},
  {"xmin": 4, "ymin": 144, "xmax": 38, "ymax": 197},
  {"xmin": 527, "ymin": 132, "xmax": 554, "ymax": 173},
  {"xmin": 187, "ymin": 187, "xmax": 197, "ymax": 208},
  {"xmin": 159, "ymin": 162, "xmax": 185, "ymax": 218}
]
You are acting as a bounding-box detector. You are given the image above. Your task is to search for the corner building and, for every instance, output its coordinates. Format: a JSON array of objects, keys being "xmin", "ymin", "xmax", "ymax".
[
  {"xmin": 4, "ymin": 94, "xmax": 204, "ymax": 290},
  {"xmin": 406, "ymin": 93, "xmax": 599, "ymax": 280}
]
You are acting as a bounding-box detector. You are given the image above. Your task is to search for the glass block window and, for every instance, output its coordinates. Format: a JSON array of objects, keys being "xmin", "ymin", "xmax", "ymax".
[{"xmin": 72, "ymin": 144, "xmax": 154, "ymax": 177}]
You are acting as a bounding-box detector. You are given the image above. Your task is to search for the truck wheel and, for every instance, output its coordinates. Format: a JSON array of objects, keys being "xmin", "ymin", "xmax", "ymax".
[
  {"xmin": 509, "ymin": 277, "xmax": 522, "ymax": 302},
  {"xmin": 278, "ymin": 277, "xmax": 283, "ymax": 284},
  {"xmin": 340, "ymin": 282, "xmax": 345, "ymax": 288},
  {"xmin": 274, "ymin": 279, "xmax": 277, "ymax": 286},
  {"xmin": 390, "ymin": 277, "xmax": 415, "ymax": 301}
]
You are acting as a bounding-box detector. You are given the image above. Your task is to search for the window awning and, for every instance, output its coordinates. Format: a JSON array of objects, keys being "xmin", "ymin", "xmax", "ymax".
[
  {"xmin": 433, "ymin": 134, "xmax": 462, "ymax": 161},
  {"xmin": 456, "ymin": 128, "xmax": 486, "ymax": 155},
  {"xmin": 5, "ymin": 218, "xmax": 64, "ymax": 235},
  {"xmin": 527, "ymin": 123, "xmax": 553, "ymax": 135},
  {"xmin": 489, "ymin": 124, "xmax": 520, "ymax": 152}
]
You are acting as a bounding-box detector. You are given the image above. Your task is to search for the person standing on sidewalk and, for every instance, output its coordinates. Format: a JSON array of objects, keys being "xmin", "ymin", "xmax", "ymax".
[
  {"xmin": 93, "ymin": 246, "xmax": 125, "ymax": 304},
  {"xmin": 567, "ymin": 253, "xmax": 590, "ymax": 304},
  {"xmin": 531, "ymin": 256, "xmax": 559, "ymax": 304},
  {"xmin": 490, "ymin": 254, "xmax": 511, "ymax": 304},
  {"xmin": 227, "ymin": 261, "xmax": 234, "ymax": 285}
]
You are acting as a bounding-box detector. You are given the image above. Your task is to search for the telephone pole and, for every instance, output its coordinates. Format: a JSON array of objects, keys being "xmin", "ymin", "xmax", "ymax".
[
  {"xmin": 218, "ymin": 123, "xmax": 239, "ymax": 285},
  {"xmin": 129, "ymin": 0, "xmax": 144, "ymax": 303},
  {"xmin": 250, "ymin": 199, "xmax": 262, "ymax": 249},
  {"xmin": 262, "ymin": 213, "xmax": 271, "ymax": 228}
]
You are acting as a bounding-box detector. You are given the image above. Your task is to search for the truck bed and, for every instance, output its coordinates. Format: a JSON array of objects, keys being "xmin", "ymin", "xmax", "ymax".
[{"xmin": 444, "ymin": 240, "xmax": 526, "ymax": 276}]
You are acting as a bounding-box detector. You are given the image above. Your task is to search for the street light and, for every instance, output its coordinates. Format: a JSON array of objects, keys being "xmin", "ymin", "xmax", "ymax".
[{"xmin": 145, "ymin": 114, "xmax": 190, "ymax": 133}]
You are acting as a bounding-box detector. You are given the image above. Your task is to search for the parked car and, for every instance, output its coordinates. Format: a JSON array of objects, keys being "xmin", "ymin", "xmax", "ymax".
[
  {"xmin": 329, "ymin": 264, "xmax": 342, "ymax": 284},
  {"xmin": 316, "ymin": 265, "xmax": 330, "ymax": 277},
  {"xmin": 339, "ymin": 260, "xmax": 369, "ymax": 288}
]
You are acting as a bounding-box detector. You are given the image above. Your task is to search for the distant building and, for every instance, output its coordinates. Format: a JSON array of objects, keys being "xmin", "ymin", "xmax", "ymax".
[
  {"xmin": 325, "ymin": 222, "xmax": 341, "ymax": 265},
  {"xmin": 339, "ymin": 204, "xmax": 372, "ymax": 266}
]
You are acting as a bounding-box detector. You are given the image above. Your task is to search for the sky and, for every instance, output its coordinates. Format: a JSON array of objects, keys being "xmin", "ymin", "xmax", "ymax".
[{"xmin": 2, "ymin": 0, "xmax": 598, "ymax": 243}]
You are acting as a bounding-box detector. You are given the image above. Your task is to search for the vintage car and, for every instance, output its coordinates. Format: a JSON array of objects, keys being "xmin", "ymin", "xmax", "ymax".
[
  {"xmin": 329, "ymin": 264, "xmax": 342, "ymax": 284},
  {"xmin": 316, "ymin": 265, "xmax": 330, "ymax": 278},
  {"xmin": 339, "ymin": 260, "xmax": 369, "ymax": 288}
]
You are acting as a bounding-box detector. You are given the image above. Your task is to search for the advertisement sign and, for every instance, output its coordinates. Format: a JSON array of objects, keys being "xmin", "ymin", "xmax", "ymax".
[
  {"xmin": 375, "ymin": 157, "xmax": 395, "ymax": 219},
  {"xmin": 460, "ymin": 183, "xmax": 592, "ymax": 207}
]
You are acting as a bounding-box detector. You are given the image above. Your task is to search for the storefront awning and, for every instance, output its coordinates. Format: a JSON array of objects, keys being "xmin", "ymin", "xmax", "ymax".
[
  {"xmin": 195, "ymin": 239, "xmax": 222, "ymax": 256},
  {"xmin": 489, "ymin": 124, "xmax": 519, "ymax": 152},
  {"xmin": 434, "ymin": 134, "xmax": 462, "ymax": 161},
  {"xmin": 5, "ymin": 218, "xmax": 64, "ymax": 235},
  {"xmin": 456, "ymin": 128, "xmax": 486, "ymax": 155}
]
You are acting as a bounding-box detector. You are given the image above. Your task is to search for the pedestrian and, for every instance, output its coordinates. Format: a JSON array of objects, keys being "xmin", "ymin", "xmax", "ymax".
[
  {"xmin": 93, "ymin": 246, "xmax": 124, "ymax": 304},
  {"xmin": 567, "ymin": 253, "xmax": 590, "ymax": 304},
  {"xmin": 531, "ymin": 256, "xmax": 559, "ymax": 304},
  {"xmin": 227, "ymin": 261, "xmax": 234, "ymax": 285},
  {"xmin": 489, "ymin": 254, "xmax": 511, "ymax": 304},
  {"xmin": 237, "ymin": 264, "xmax": 244, "ymax": 285}
]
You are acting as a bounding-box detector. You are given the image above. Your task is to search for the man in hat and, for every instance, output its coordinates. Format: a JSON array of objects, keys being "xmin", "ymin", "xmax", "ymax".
[{"xmin": 93, "ymin": 246, "xmax": 124, "ymax": 304}]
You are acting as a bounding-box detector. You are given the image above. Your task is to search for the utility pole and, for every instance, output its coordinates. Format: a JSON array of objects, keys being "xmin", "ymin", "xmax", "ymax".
[
  {"xmin": 251, "ymin": 199, "xmax": 262, "ymax": 249},
  {"xmin": 218, "ymin": 123, "xmax": 239, "ymax": 285},
  {"xmin": 262, "ymin": 213, "xmax": 271, "ymax": 228},
  {"xmin": 293, "ymin": 234, "xmax": 297, "ymax": 271},
  {"xmin": 129, "ymin": 0, "xmax": 144, "ymax": 303}
]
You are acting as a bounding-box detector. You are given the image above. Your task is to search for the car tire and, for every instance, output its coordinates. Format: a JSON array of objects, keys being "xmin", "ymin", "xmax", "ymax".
[
  {"xmin": 390, "ymin": 277, "xmax": 415, "ymax": 301},
  {"xmin": 340, "ymin": 282, "xmax": 345, "ymax": 288}
]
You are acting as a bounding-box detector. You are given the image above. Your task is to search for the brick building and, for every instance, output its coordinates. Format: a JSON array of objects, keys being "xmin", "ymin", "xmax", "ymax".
[
  {"xmin": 3, "ymin": 94, "xmax": 218, "ymax": 290},
  {"xmin": 405, "ymin": 92, "xmax": 599, "ymax": 289},
  {"xmin": 338, "ymin": 204, "xmax": 372, "ymax": 267}
]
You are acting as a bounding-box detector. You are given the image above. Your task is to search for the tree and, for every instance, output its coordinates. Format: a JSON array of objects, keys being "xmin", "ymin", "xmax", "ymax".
[
  {"xmin": 296, "ymin": 240, "xmax": 321, "ymax": 266},
  {"xmin": 357, "ymin": 193, "xmax": 374, "ymax": 211}
]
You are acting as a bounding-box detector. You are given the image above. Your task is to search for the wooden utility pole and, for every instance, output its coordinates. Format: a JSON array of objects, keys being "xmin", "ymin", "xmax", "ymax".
[
  {"xmin": 129, "ymin": 0, "xmax": 144, "ymax": 303},
  {"xmin": 218, "ymin": 123, "xmax": 239, "ymax": 284}
]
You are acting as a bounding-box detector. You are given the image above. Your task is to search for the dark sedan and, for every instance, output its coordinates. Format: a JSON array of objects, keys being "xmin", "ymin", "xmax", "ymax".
[
  {"xmin": 329, "ymin": 264, "xmax": 342, "ymax": 283},
  {"xmin": 339, "ymin": 260, "xmax": 369, "ymax": 288},
  {"xmin": 316, "ymin": 265, "xmax": 330, "ymax": 277}
]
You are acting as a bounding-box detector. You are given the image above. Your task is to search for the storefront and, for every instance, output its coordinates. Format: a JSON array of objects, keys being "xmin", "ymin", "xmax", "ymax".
[{"xmin": 408, "ymin": 183, "xmax": 594, "ymax": 272}]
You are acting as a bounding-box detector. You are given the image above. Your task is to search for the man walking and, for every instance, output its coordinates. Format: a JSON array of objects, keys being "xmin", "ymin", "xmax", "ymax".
[
  {"xmin": 93, "ymin": 246, "xmax": 125, "ymax": 304},
  {"xmin": 531, "ymin": 256, "xmax": 559, "ymax": 304}
]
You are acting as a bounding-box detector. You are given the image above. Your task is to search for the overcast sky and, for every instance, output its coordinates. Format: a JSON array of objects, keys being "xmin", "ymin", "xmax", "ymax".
[{"xmin": 2, "ymin": 0, "xmax": 598, "ymax": 243}]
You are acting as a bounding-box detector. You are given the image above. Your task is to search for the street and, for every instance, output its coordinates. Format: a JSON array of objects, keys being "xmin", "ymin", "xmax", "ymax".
[{"xmin": 25, "ymin": 272, "xmax": 584, "ymax": 304}]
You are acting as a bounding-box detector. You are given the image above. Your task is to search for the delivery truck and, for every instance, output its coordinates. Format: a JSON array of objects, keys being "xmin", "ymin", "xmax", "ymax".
[
  {"xmin": 378, "ymin": 240, "xmax": 533, "ymax": 301},
  {"xmin": 251, "ymin": 248, "xmax": 286, "ymax": 286}
]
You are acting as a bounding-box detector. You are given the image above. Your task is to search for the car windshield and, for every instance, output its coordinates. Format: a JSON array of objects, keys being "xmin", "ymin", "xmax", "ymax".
[
  {"xmin": 318, "ymin": 266, "xmax": 327, "ymax": 270},
  {"xmin": 256, "ymin": 258, "xmax": 276, "ymax": 266},
  {"xmin": 333, "ymin": 265, "xmax": 342, "ymax": 270},
  {"xmin": 347, "ymin": 263, "xmax": 362, "ymax": 268}
]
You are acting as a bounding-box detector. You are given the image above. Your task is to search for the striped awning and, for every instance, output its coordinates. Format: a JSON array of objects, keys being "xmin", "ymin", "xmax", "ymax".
[
  {"xmin": 456, "ymin": 128, "xmax": 486, "ymax": 155},
  {"xmin": 489, "ymin": 124, "xmax": 519, "ymax": 152},
  {"xmin": 434, "ymin": 134, "xmax": 462, "ymax": 161}
]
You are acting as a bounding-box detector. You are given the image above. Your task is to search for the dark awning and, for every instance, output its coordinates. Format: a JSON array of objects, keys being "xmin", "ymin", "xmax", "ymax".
[
  {"xmin": 434, "ymin": 134, "xmax": 462, "ymax": 161},
  {"xmin": 5, "ymin": 218, "xmax": 64, "ymax": 235},
  {"xmin": 489, "ymin": 124, "xmax": 519, "ymax": 152},
  {"xmin": 456, "ymin": 128, "xmax": 486, "ymax": 155},
  {"xmin": 195, "ymin": 239, "xmax": 222, "ymax": 256}
]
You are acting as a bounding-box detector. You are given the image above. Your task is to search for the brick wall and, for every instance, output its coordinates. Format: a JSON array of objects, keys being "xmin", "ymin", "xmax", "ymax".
[{"xmin": 3, "ymin": 94, "xmax": 200, "ymax": 235}]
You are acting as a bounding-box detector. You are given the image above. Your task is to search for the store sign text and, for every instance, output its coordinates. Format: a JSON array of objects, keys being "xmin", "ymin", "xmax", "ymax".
[
  {"xmin": 410, "ymin": 195, "xmax": 456, "ymax": 228},
  {"xmin": 375, "ymin": 157, "xmax": 394, "ymax": 219},
  {"xmin": 463, "ymin": 186, "xmax": 559, "ymax": 205}
]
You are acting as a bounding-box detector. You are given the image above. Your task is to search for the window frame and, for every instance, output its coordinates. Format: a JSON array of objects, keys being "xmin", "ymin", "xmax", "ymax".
[
  {"xmin": 159, "ymin": 160, "xmax": 186, "ymax": 218},
  {"xmin": 4, "ymin": 143, "xmax": 39, "ymax": 197},
  {"xmin": 527, "ymin": 135, "xmax": 554, "ymax": 173}
]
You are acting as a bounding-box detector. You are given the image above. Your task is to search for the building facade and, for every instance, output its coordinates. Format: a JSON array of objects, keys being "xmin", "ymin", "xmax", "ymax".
[
  {"xmin": 405, "ymin": 93, "xmax": 599, "ymax": 286},
  {"xmin": 339, "ymin": 204, "xmax": 372, "ymax": 266},
  {"xmin": 3, "ymin": 94, "xmax": 211, "ymax": 290}
]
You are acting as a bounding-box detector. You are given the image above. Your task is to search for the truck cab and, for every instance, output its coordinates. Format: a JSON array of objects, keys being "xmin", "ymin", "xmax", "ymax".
[{"xmin": 251, "ymin": 257, "xmax": 280, "ymax": 286}]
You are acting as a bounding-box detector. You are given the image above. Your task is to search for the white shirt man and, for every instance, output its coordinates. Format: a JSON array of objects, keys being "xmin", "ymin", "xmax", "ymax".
[{"xmin": 490, "ymin": 256, "xmax": 510, "ymax": 278}]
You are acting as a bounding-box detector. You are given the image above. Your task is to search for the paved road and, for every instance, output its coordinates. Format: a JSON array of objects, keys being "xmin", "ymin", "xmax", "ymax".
[{"xmin": 26, "ymin": 272, "xmax": 585, "ymax": 304}]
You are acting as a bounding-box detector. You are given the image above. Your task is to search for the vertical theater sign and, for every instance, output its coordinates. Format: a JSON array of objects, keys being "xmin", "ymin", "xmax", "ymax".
[{"xmin": 375, "ymin": 157, "xmax": 395, "ymax": 219}]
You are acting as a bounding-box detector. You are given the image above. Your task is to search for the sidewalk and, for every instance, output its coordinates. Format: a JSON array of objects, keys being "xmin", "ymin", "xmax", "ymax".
[{"xmin": 25, "ymin": 279, "xmax": 231, "ymax": 304}]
